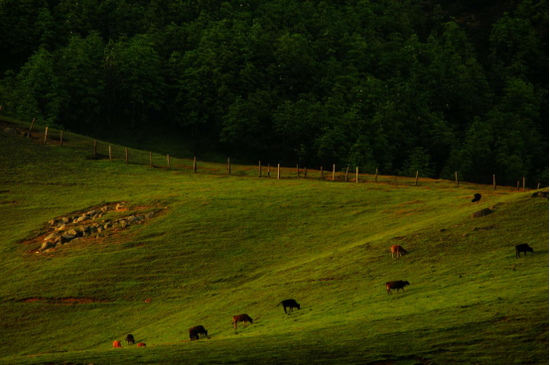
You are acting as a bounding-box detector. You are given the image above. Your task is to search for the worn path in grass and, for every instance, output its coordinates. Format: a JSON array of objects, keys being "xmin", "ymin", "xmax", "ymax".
[{"xmin": 0, "ymin": 119, "xmax": 547, "ymax": 364}]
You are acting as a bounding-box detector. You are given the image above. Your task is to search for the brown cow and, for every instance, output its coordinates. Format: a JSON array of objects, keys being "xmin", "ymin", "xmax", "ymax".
[
  {"xmin": 391, "ymin": 245, "xmax": 407, "ymax": 258},
  {"xmin": 189, "ymin": 325, "xmax": 208, "ymax": 340},
  {"xmin": 232, "ymin": 314, "xmax": 253, "ymax": 330},
  {"xmin": 386, "ymin": 280, "xmax": 410, "ymax": 294},
  {"xmin": 113, "ymin": 340, "xmax": 122, "ymax": 348},
  {"xmin": 137, "ymin": 342, "xmax": 146, "ymax": 347}
]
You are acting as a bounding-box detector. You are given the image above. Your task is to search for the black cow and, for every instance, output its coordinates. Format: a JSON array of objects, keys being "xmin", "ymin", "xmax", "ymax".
[
  {"xmin": 189, "ymin": 325, "xmax": 208, "ymax": 340},
  {"xmin": 277, "ymin": 299, "xmax": 301, "ymax": 314},
  {"xmin": 126, "ymin": 334, "xmax": 135, "ymax": 345},
  {"xmin": 472, "ymin": 193, "xmax": 482, "ymax": 203},
  {"xmin": 515, "ymin": 244, "xmax": 534, "ymax": 258},
  {"xmin": 386, "ymin": 280, "xmax": 410, "ymax": 294}
]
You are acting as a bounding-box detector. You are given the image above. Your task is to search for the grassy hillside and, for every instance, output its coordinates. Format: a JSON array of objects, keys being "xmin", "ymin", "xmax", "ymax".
[{"xmin": 0, "ymin": 118, "xmax": 547, "ymax": 364}]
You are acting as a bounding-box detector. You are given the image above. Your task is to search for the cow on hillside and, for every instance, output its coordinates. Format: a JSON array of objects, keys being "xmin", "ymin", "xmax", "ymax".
[
  {"xmin": 126, "ymin": 334, "xmax": 135, "ymax": 345},
  {"xmin": 232, "ymin": 314, "xmax": 253, "ymax": 330},
  {"xmin": 189, "ymin": 325, "xmax": 208, "ymax": 340},
  {"xmin": 515, "ymin": 244, "xmax": 534, "ymax": 258},
  {"xmin": 277, "ymin": 299, "xmax": 301, "ymax": 314},
  {"xmin": 391, "ymin": 245, "xmax": 407, "ymax": 258},
  {"xmin": 386, "ymin": 280, "xmax": 410, "ymax": 294}
]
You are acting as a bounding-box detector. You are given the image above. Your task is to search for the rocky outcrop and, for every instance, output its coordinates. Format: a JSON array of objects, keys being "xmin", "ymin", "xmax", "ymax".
[{"xmin": 36, "ymin": 202, "xmax": 165, "ymax": 253}]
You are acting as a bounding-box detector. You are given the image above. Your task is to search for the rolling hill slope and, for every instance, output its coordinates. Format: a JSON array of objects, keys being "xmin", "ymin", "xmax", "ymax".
[{"xmin": 0, "ymin": 119, "xmax": 547, "ymax": 364}]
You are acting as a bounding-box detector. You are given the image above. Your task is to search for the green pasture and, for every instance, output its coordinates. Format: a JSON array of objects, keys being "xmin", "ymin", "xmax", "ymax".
[{"xmin": 0, "ymin": 118, "xmax": 547, "ymax": 364}]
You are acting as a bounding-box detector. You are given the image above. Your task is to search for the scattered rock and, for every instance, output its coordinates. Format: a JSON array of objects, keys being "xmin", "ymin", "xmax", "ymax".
[
  {"xmin": 61, "ymin": 234, "xmax": 76, "ymax": 243},
  {"xmin": 87, "ymin": 210, "xmax": 97, "ymax": 216},
  {"xmin": 76, "ymin": 215, "xmax": 89, "ymax": 223},
  {"xmin": 97, "ymin": 227, "xmax": 103, "ymax": 233},
  {"xmin": 146, "ymin": 213, "xmax": 154, "ymax": 219},
  {"xmin": 48, "ymin": 219, "xmax": 57, "ymax": 226},
  {"xmin": 120, "ymin": 220, "xmax": 128, "ymax": 228},
  {"xmin": 104, "ymin": 223, "xmax": 111, "ymax": 230},
  {"xmin": 101, "ymin": 206, "xmax": 109, "ymax": 212},
  {"xmin": 472, "ymin": 208, "xmax": 493, "ymax": 218},
  {"xmin": 61, "ymin": 217, "xmax": 70, "ymax": 223},
  {"xmin": 56, "ymin": 224, "xmax": 66, "ymax": 231},
  {"xmin": 67, "ymin": 228, "xmax": 80, "ymax": 236},
  {"xmin": 462, "ymin": 233, "xmax": 469, "ymax": 237},
  {"xmin": 116, "ymin": 203, "xmax": 125, "ymax": 211},
  {"xmin": 41, "ymin": 241, "xmax": 55, "ymax": 251},
  {"xmin": 44, "ymin": 233, "xmax": 59, "ymax": 242}
]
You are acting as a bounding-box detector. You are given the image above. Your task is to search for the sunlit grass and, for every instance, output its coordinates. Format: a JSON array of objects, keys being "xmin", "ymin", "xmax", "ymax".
[{"xmin": 0, "ymin": 117, "xmax": 547, "ymax": 364}]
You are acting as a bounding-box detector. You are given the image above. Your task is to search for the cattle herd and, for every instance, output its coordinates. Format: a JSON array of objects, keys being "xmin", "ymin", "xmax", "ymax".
[{"xmin": 112, "ymin": 193, "xmax": 537, "ymax": 349}]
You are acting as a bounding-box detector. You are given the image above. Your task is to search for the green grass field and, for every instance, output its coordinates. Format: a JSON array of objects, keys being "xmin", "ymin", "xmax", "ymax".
[{"xmin": 0, "ymin": 118, "xmax": 548, "ymax": 364}]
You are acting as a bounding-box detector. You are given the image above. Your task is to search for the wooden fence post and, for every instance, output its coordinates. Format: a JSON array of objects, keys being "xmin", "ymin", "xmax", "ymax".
[
  {"xmin": 193, "ymin": 156, "xmax": 197, "ymax": 173},
  {"xmin": 375, "ymin": 168, "xmax": 378, "ymax": 182},
  {"xmin": 167, "ymin": 154, "xmax": 170, "ymax": 168},
  {"xmin": 517, "ymin": 181, "xmax": 520, "ymax": 190},
  {"xmin": 320, "ymin": 166, "xmax": 324, "ymax": 180},
  {"xmin": 43, "ymin": 126, "xmax": 48, "ymax": 144},
  {"xmin": 304, "ymin": 167, "xmax": 307, "ymax": 178},
  {"xmin": 455, "ymin": 171, "xmax": 458, "ymax": 187},
  {"xmin": 0, "ymin": 105, "xmax": 3, "ymax": 113},
  {"xmin": 356, "ymin": 166, "xmax": 359, "ymax": 183},
  {"xmin": 149, "ymin": 152, "xmax": 152, "ymax": 166},
  {"xmin": 109, "ymin": 146, "xmax": 112, "ymax": 161},
  {"xmin": 60, "ymin": 130, "xmax": 63, "ymax": 146},
  {"xmin": 259, "ymin": 161, "xmax": 261, "ymax": 177},
  {"xmin": 277, "ymin": 164, "xmax": 280, "ymax": 180},
  {"xmin": 125, "ymin": 148, "xmax": 129, "ymax": 164},
  {"xmin": 415, "ymin": 171, "xmax": 419, "ymax": 186},
  {"xmin": 537, "ymin": 183, "xmax": 540, "ymax": 190},
  {"xmin": 267, "ymin": 164, "xmax": 271, "ymax": 177},
  {"xmin": 93, "ymin": 140, "xmax": 97, "ymax": 156},
  {"xmin": 296, "ymin": 164, "xmax": 299, "ymax": 178},
  {"xmin": 345, "ymin": 166, "xmax": 349, "ymax": 182},
  {"xmin": 27, "ymin": 118, "xmax": 35, "ymax": 138},
  {"xmin": 522, "ymin": 177, "xmax": 525, "ymax": 192},
  {"xmin": 493, "ymin": 174, "xmax": 496, "ymax": 190},
  {"xmin": 332, "ymin": 164, "xmax": 336, "ymax": 181}
]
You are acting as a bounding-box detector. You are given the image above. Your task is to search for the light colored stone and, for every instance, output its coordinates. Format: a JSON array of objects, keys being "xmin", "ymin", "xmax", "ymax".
[
  {"xmin": 61, "ymin": 217, "xmax": 70, "ymax": 223},
  {"xmin": 56, "ymin": 224, "xmax": 66, "ymax": 231},
  {"xmin": 120, "ymin": 220, "xmax": 128, "ymax": 228},
  {"xmin": 44, "ymin": 233, "xmax": 58, "ymax": 242},
  {"xmin": 41, "ymin": 241, "xmax": 54, "ymax": 250},
  {"xmin": 61, "ymin": 234, "xmax": 76, "ymax": 243}
]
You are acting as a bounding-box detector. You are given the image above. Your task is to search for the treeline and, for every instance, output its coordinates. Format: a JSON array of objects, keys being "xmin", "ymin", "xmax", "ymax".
[{"xmin": 0, "ymin": 0, "xmax": 548, "ymax": 185}]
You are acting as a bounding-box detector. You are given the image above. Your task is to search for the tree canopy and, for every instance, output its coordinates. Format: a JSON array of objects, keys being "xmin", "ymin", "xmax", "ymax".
[{"xmin": 0, "ymin": 0, "xmax": 547, "ymax": 185}]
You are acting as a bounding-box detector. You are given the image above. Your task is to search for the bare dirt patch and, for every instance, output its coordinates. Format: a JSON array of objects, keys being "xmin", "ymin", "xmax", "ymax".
[{"xmin": 18, "ymin": 297, "xmax": 110, "ymax": 305}]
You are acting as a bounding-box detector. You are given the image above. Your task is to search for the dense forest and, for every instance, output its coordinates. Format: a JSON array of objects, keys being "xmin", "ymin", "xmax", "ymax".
[{"xmin": 0, "ymin": 0, "xmax": 548, "ymax": 185}]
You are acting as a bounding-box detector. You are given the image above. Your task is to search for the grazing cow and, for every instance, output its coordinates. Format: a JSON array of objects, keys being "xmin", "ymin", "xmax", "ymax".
[
  {"xmin": 515, "ymin": 244, "xmax": 534, "ymax": 258},
  {"xmin": 189, "ymin": 325, "xmax": 208, "ymax": 340},
  {"xmin": 137, "ymin": 342, "xmax": 146, "ymax": 347},
  {"xmin": 472, "ymin": 193, "xmax": 482, "ymax": 203},
  {"xmin": 386, "ymin": 280, "xmax": 410, "ymax": 294},
  {"xmin": 126, "ymin": 334, "xmax": 135, "ymax": 345},
  {"xmin": 277, "ymin": 299, "xmax": 301, "ymax": 314},
  {"xmin": 390, "ymin": 245, "xmax": 407, "ymax": 258},
  {"xmin": 113, "ymin": 340, "xmax": 122, "ymax": 348},
  {"xmin": 232, "ymin": 314, "xmax": 253, "ymax": 330}
]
